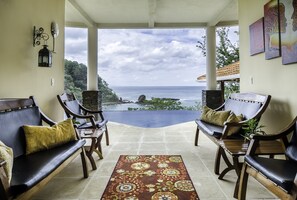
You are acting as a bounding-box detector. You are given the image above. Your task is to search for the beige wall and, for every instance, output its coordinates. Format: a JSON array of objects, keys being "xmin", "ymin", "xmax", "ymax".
[
  {"xmin": 239, "ymin": 0, "xmax": 297, "ymax": 132},
  {"xmin": 0, "ymin": 0, "xmax": 65, "ymax": 121}
]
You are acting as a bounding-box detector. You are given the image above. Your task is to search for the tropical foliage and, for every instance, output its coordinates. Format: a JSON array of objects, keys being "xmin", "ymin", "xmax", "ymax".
[
  {"xmin": 64, "ymin": 59, "xmax": 119, "ymax": 102},
  {"xmin": 196, "ymin": 27, "xmax": 239, "ymax": 68},
  {"xmin": 196, "ymin": 27, "xmax": 240, "ymax": 96},
  {"xmin": 242, "ymin": 119, "xmax": 266, "ymax": 141}
]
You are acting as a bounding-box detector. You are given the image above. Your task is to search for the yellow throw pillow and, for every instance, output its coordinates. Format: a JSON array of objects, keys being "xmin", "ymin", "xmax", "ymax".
[
  {"xmin": 200, "ymin": 106, "xmax": 231, "ymax": 126},
  {"xmin": 0, "ymin": 141, "xmax": 13, "ymax": 183},
  {"xmin": 23, "ymin": 119, "xmax": 76, "ymax": 155},
  {"xmin": 225, "ymin": 112, "xmax": 244, "ymax": 136}
]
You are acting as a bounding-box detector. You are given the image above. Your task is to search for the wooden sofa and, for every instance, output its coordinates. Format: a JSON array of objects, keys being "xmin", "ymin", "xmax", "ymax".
[
  {"xmin": 0, "ymin": 97, "xmax": 88, "ymax": 200},
  {"xmin": 194, "ymin": 93, "xmax": 271, "ymax": 174},
  {"xmin": 238, "ymin": 117, "xmax": 297, "ymax": 200}
]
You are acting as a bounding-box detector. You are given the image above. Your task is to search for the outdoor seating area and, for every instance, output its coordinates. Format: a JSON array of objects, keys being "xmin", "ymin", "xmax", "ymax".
[
  {"xmin": 29, "ymin": 121, "xmax": 279, "ymax": 200},
  {"xmin": 1, "ymin": 93, "xmax": 295, "ymax": 199},
  {"xmin": 2, "ymin": 0, "xmax": 297, "ymax": 199}
]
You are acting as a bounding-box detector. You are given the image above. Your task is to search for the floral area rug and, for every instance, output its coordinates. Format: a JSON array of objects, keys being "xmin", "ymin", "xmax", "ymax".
[{"xmin": 101, "ymin": 155, "xmax": 199, "ymax": 200}]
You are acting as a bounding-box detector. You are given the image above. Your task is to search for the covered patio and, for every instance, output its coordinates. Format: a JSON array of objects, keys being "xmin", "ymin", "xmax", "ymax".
[
  {"xmin": 1, "ymin": 0, "xmax": 297, "ymax": 199},
  {"xmin": 31, "ymin": 122, "xmax": 276, "ymax": 199}
]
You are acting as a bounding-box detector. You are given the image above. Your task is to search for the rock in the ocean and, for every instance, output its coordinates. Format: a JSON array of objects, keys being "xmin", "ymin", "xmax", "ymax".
[{"xmin": 138, "ymin": 95, "xmax": 146, "ymax": 103}]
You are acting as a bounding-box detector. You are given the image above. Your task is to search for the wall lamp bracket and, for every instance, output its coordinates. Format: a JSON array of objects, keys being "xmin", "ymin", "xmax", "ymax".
[{"xmin": 33, "ymin": 26, "xmax": 49, "ymax": 47}]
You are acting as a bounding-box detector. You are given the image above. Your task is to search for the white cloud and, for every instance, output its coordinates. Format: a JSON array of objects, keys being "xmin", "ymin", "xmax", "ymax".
[
  {"xmin": 65, "ymin": 28, "xmax": 88, "ymax": 65},
  {"xmin": 65, "ymin": 27, "xmax": 236, "ymax": 86}
]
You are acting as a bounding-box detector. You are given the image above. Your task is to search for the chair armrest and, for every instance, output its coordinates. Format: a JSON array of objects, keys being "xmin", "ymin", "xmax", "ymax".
[
  {"xmin": 78, "ymin": 104, "xmax": 105, "ymax": 120},
  {"xmin": 74, "ymin": 127, "xmax": 81, "ymax": 140},
  {"xmin": 61, "ymin": 105, "xmax": 95, "ymax": 120},
  {"xmin": 221, "ymin": 121, "xmax": 246, "ymax": 138},
  {"xmin": 72, "ymin": 112, "xmax": 94, "ymax": 120},
  {"xmin": 246, "ymin": 116, "xmax": 297, "ymax": 155},
  {"xmin": 40, "ymin": 111, "xmax": 56, "ymax": 126},
  {"xmin": 65, "ymin": 108, "xmax": 97, "ymax": 127},
  {"xmin": 30, "ymin": 96, "xmax": 56, "ymax": 126},
  {"xmin": 79, "ymin": 105, "xmax": 103, "ymax": 114}
]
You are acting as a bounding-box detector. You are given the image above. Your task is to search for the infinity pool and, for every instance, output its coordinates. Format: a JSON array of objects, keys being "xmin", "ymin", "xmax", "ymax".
[{"xmin": 104, "ymin": 110, "xmax": 200, "ymax": 128}]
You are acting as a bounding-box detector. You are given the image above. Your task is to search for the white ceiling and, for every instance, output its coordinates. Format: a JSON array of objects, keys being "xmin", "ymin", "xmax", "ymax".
[{"xmin": 65, "ymin": 0, "xmax": 238, "ymax": 28}]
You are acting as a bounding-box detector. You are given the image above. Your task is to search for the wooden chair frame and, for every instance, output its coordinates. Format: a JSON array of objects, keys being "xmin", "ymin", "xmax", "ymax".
[
  {"xmin": 195, "ymin": 93, "xmax": 271, "ymax": 176},
  {"xmin": 0, "ymin": 96, "xmax": 88, "ymax": 200},
  {"xmin": 238, "ymin": 117, "xmax": 297, "ymax": 200},
  {"xmin": 57, "ymin": 93, "xmax": 109, "ymax": 145}
]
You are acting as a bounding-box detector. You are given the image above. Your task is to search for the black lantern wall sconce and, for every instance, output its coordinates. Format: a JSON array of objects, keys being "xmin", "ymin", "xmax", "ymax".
[{"xmin": 33, "ymin": 22, "xmax": 59, "ymax": 67}]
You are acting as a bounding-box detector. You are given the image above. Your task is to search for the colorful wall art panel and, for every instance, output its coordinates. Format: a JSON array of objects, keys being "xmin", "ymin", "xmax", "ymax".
[
  {"xmin": 264, "ymin": 0, "xmax": 281, "ymax": 59},
  {"xmin": 250, "ymin": 18, "xmax": 265, "ymax": 55},
  {"xmin": 279, "ymin": 0, "xmax": 297, "ymax": 64}
]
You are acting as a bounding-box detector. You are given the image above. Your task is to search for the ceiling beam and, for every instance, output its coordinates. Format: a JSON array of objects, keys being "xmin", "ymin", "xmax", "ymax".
[
  {"xmin": 68, "ymin": 0, "xmax": 96, "ymax": 27},
  {"xmin": 208, "ymin": 0, "xmax": 236, "ymax": 26},
  {"xmin": 148, "ymin": 0, "xmax": 157, "ymax": 28},
  {"xmin": 216, "ymin": 20, "xmax": 238, "ymax": 27},
  {"xmin": 96, "ymin": 22, "xmax": 208, "ymax": 29}
]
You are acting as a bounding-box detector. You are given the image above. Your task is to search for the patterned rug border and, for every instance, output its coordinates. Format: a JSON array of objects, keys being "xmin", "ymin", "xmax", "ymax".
[{"xmin": 101, "ymin": 155, "xmax": 199, "ymax": 200}]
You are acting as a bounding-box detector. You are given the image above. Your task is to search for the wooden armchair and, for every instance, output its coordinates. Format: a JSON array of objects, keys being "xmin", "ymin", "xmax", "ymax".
[
  {"xmin": 238, "ymin": 117, "xmax": 297, "ymax": 200},
  {"xmin": 57, "ymin": 93, "xmax": 110, "ymax": 146},
  {"xmin": 194, "ymin": 93, "xmax": 271, "ymax": 175}
]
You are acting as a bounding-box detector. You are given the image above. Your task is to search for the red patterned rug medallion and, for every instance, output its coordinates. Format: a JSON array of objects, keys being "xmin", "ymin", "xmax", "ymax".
[{"xmin": 101, "ymin": 155, "xmax": 199, "ymax": 200}]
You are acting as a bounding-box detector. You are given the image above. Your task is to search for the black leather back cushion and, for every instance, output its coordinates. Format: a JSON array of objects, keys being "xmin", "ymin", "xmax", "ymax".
[
  {"xmin": 224, "ymin": 99, "xmax": 261, "ymax": 119},
  {"xmin": 286, "ymin": 123, "xmax": 297, "ymax": 162},
  {"xmin": 0, "ymin": 107, "xmax": 42, "ymax": 157},
  {"xmin": 65, "ymin": 100, "xmax": 86, "ymax": 124},
  {"xmin": 65, "ymin": 100, "xmax": 81, "ymax": 115}
]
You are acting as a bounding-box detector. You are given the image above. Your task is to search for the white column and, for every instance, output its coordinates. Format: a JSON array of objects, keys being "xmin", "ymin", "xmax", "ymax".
[
  {"xmin": 87, "ymin": 26, "xmax": 98, "ymax": 90},
  {"xmin": 206, "ymin": 26, "xmax": 217, "ymax": 90}
]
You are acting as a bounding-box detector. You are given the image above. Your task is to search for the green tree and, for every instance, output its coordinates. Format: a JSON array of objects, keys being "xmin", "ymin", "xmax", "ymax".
[
  {"xmin": 98, "ymin": 76, "xmax": 119, "ymax": 103},
  {"xmin": 64, "ymin": 59, "xmax": 119, "ymax": 102},
  {"xmin": 196, "ymin": 27, "xmax": 239, "ymax": 68},
  {"xmin": 196, "ymin": 27, "xmax": 240, "ymax": 97},
  {"xmin": 129, "ymin": 98, "xmax": 184, "ymax": 111},
  {"xmin": 64, "ymin": 60, "xmax": 86, "ymax": 100}
]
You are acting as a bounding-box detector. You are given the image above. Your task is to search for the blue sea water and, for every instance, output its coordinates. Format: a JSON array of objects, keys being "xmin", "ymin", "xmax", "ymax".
[{"xmin": 103, "ymin": 86, "xmax": 205, "ymax": 111}]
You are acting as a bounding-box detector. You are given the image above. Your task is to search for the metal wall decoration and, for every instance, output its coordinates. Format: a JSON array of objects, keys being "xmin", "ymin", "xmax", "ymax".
[
  {"xmin": 249, "ymin": 18, "xmax": 265, "ymax": 55},
  {"xmin": 264, "ymin": 0, "xmax": 281, "ymax": 60},
  {"xmin": 279, "ymin": 0, "xmax": 297, "ymax": 64}
]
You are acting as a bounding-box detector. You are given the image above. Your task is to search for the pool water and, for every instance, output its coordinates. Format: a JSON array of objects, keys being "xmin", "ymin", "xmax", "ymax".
[{"xmin": 104, "ymin": 110, "xmax": 200, "ymax": 128}]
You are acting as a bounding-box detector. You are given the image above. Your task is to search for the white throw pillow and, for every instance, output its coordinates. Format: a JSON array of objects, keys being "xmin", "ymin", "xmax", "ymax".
[{"xmin": 0, "ymin": 140, "xmax": 13, "ymax": 183}]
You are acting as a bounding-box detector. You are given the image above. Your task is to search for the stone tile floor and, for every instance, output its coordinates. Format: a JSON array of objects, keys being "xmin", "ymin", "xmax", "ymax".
[{"xmin": 32, "ymin": 122, "xmax": 278, "ymax": 200}]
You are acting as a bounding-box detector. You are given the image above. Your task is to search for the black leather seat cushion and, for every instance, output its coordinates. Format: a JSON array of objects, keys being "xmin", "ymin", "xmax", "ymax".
[
  {"xmin": 196, "ymin": 119, "xmax": 242, "ymax": 139},
  {"xmin": 10, "ymin": 140, "xmax": 85, "ymax": 196},
  {"xmin": 78, "ymin": 119, "xmax": 108, "ymax": 129},
  {"xmin": 245, "ymin": 155, "xmax": 297, "ymax": 193},
  {"xmin": 196, "ymin": 119, "xmax": 224, "ymax": 138}
]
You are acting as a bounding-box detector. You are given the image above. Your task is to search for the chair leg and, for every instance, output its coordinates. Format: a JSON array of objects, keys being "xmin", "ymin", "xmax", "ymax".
[
  {"xmin": 105, "ymin": 126, "xmax": 109, "ymax": 146},
  {"xmin": 80, "ymin": 148, "xmax": 89, "ymax": 178},
  {"xmin": 238, "ymin": 163, "xmax": 249, "ymax": 200},
  {"xmin": 214, "ymin": 146, "xmax": 222, "ymax": 175},
  {"xmin": 194, "ymin": 126, "xmax": 200, "ymax": 146}
]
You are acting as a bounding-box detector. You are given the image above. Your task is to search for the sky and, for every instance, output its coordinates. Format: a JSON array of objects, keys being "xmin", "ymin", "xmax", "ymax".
[{"xmin": 65, "ymin": 27, "xmax": 238, "ymax": 87}]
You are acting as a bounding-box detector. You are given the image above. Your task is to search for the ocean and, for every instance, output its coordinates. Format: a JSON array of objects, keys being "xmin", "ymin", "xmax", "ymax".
[{"xmin": 103, "ymin": 86, "xmax": 206, "ymax": 111}]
